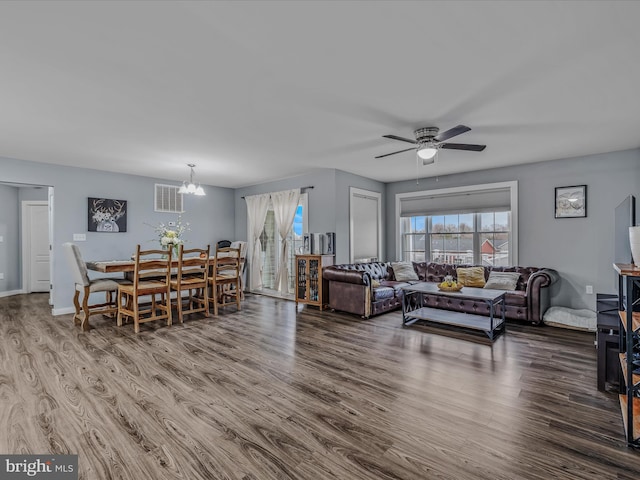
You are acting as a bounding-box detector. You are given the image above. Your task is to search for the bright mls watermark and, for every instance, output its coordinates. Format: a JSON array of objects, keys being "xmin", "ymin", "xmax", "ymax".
[{"xmin": 0, "ymin": 455, "xmax": 77, "ymax": 480}]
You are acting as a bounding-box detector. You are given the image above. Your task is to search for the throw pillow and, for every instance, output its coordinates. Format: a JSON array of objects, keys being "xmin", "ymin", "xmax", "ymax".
[
  {"xmin": 391, "ymin": 262, "xmax": 419, "ymax": 281},
  {"xmin": 456, "ymin": 267, "xmax": 486, "ymax": 287},
  {"xmin": 484, "ymin": 271, "xmax": 520, "ymax": 290},
  {"xmin": 371, "ymin": 279, "xmax": 381, "ymax": 288}
]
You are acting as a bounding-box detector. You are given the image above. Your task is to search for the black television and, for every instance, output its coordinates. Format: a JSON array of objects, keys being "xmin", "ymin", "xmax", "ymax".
[{"xmin": 614, "ymin": 194, "xmax": 637, "ymax": 264}]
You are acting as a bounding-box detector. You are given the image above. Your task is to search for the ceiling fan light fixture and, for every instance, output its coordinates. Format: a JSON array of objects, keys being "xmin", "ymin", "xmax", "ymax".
[{"xmin": 417, "ymin": 146, "xmax": 438, "ymax": 160}]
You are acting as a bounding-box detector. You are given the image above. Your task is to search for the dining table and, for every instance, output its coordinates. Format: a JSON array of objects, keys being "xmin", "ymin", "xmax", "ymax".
[{"xmin": 86, "ymin": 255, "xmax": 238, "ymax": 274}]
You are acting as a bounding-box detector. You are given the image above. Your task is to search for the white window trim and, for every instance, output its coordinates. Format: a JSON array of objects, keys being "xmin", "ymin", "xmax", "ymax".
[
  {"xmin": 395, "ymin": 181, "xmax": 518, "ymax": 264},
  {"xmin": 350, "ymin": 187, "xmax": 383, "ymax": 263}
]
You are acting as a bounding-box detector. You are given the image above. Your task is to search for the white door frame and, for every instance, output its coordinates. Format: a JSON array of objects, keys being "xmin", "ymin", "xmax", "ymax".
[
  {"xmin": 48, "ymin": 187, "xmax": 55, "ymax": 305},
  {"xmin": 349, "ymin": 187, "xmax": 383, "ymax": 263},
  {"xmin": 21, "ymin": 200, "xmax": 51, "ymax": 296}
]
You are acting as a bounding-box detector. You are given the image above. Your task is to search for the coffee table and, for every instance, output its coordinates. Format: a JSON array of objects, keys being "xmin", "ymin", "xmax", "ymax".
[{"xmin": 401, "ymin": 282, "xmax": 506, "ymax": 341}]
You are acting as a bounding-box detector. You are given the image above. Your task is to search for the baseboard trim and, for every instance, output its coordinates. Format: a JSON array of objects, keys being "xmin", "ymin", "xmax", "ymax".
[
  {"xmin": 52, "ymin": 306, "xmax": 75, "ymax": 316},
  {"xmin": 0, "ymin": 289, "xmax": 26, "ymax": 298}
]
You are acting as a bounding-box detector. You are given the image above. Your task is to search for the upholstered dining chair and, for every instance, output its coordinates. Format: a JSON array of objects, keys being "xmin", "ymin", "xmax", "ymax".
[
  {"xmin": 208, "ymin": 246, "xmax": 241, "ymax": 315},
  {"xmin": 169, "ymin": 245, "xmax": 210, "ymax": 324},
  {"xmin": 117, "ymin": 245, "xmax": 172, "ymax": 333},
  {"xmin": 63, "ymin": 242, "xmax": 129, "ymax": 331}
]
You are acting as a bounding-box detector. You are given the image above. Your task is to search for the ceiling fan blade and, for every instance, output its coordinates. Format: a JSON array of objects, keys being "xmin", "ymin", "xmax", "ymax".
[
  {"xmin": 375, "ymin": 147, "xmax": 416, "ymax": 159},
  {"xmin": 434, "ymin": 125, "xmax": 471, "ymax": 142},
  {"xmin": 383, "ymin": 134, "xmax": 417, "ymax": 144},
  {"xmin": 440, "ymin": 143, "xmax": 486, "ymax": 152}
]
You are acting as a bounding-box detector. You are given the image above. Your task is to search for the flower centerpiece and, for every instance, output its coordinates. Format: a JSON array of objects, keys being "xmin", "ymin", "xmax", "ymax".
[{"xmin": 150, "ymin": 217, "xmax": 190, "ymax": 257}]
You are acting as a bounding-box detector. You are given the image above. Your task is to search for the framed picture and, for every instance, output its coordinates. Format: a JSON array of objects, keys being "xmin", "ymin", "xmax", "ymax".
[
  {"xmin": 555, "ymin": 185, "xmax": 586, "ymax": 218},
  {"xmin": 88, "ymin": 197, "xmax": 128, "ymax": 232}
]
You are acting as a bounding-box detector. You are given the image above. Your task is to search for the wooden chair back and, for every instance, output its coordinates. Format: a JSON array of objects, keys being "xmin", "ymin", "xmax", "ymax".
[
  {"xmin": 117, "ymin": 245, "xmax": 172, "ymax": 333},
  {"xmin": 209, "ymin": 246, "xmax": 241, "ymax": 314},
  {"xmin": 170, "ymin": 245, "xmax": 210, "ymax": 323}
]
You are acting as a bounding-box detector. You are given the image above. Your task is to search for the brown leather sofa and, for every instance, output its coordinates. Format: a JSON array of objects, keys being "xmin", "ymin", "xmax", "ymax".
[{"xmin": 322, "ymin": 262, "xmax": 558, "ymax": 324}]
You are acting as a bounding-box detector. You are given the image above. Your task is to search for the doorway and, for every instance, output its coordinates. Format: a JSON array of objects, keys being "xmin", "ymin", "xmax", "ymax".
[
  {"xmin": 349, "ymin": 187, "xmax": 383, "ymax": 263},
  {"xmin": 21, "ymin": 199, "xmax": 51, "ymax": 296}
]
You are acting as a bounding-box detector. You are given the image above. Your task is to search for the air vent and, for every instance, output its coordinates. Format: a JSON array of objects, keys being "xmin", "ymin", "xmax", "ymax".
[{"xmin": 155, "ymin": 184, "xmax": 184, "ymax": 213}]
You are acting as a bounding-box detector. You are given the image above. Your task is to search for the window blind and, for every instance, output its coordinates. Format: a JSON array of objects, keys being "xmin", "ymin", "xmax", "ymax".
[{"xmin": 399, "ymin": 187, "xmax": 511, "ymax": 217}]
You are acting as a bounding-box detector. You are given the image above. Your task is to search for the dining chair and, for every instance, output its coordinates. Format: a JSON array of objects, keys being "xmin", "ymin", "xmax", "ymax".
[
  {"xmin": 63, "ymin": 242, "xmax": 129, "ymax": 331},
  {"xmin": 117, "ymin": 245, "xmax": 172, "ymax": 333},
  {"xmin": 230, "ymin": 240, "xmax": 248, "ymax": 298},
  {"xmin": 208, "ymin": 246, "xmax": 241, "ymax": 315},
  {"xmin": 170, "ymin": 245, "xmax": 210, "ymax": 324}
]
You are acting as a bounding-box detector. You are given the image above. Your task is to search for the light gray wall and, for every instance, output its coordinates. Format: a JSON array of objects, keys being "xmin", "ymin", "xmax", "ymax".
[
  {"xmin": 385, "ymin": 149, "xmax": 640, "ymax": 310},
  {"xmin": 0, "ymin": 184, "xmax": 20, "ymax": 293},
  {"xmin": 1, "ymin": 156, "xmax": 235, "ymax": 312},
  {"xmin": 18, "ymin": 186, "xmax": 49, "ymax": 202}
]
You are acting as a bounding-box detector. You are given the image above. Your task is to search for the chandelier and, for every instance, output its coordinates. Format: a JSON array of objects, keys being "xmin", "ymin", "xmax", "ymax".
[{"xmin": 178, "ymin": 163, "xmax": 205, "ymax": 196}]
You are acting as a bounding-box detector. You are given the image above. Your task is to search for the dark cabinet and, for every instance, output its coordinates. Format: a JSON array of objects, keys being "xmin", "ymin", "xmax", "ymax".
[
  {"xmin": 597, "ymin": 293, "xmax": 620, "ymax": 391},
  {"xmin": 614, "ymin": 263, "xmax": 640, "ymax": 447}
]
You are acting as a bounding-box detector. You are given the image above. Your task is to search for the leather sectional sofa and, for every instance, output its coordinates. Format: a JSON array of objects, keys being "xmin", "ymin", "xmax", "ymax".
[{"xmin": 322, "ymin": 261, "xmax": 558, "ymax": 324}]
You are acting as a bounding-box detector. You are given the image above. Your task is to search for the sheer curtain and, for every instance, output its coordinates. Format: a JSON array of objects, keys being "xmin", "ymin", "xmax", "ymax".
[
  {"xmin": 245, "ymin": 193, "xmax": 270, "ymax": 291},
  {"xmin": 271, "ymin": 188, "xmax": 301, "ymax": 293}
]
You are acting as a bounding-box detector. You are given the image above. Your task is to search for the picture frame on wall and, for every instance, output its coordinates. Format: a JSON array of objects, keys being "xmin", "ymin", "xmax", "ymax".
[
  {"xmin": 88, "ymin": 197, "xmax": 128, "ymax": 232},
  {"xmin": 555, "ymin": 185, "xmax": 587, "ymax": 218}
]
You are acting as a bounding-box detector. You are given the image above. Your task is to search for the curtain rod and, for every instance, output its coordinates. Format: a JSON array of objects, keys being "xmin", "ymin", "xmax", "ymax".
[{"xmin": 241, "ymin": 186, "xmax": 314, "ymax": 199}]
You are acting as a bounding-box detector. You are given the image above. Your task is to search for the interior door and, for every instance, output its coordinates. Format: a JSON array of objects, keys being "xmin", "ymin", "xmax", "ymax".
[
  {"xmin": 350, "ymin": 188, "xmax": 382, "ymax": 263},
  {"xmin": 27, "ymin": 203, "xmax": 50, "ymax": 292}
]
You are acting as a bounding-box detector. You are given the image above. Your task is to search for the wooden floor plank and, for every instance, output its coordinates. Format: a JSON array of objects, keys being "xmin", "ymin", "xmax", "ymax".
[{"xmin": 1, "ymin": 292, "xmax": 638, "ymax": 479}]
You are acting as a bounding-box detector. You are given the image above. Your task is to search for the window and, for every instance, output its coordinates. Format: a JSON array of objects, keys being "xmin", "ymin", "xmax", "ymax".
[
  {"xmin": 257, "ymin": 193, "xmax": 308, "ymax": 294},
  {"xmin": 401, "ymin": 211, "xmax": 511, "ymax": 265},
  {"xmin": 396, "ymin": 181, "xmax": 517, "ymax": 265}
]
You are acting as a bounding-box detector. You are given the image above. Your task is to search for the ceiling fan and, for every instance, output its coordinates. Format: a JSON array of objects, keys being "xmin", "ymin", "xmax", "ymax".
[{"xmin": 375, "ymin": 125, "xmax": 486, "ymax": 164}]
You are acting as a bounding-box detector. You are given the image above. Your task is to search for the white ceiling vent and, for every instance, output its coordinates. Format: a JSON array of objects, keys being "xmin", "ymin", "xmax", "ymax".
[{"xmin": 155, "ymin": 184, "xmax": 184, "ymax": 213}]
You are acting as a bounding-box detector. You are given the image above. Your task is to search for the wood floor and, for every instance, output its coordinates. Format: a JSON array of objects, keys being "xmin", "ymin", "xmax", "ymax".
[{"xmin": 1, "ymin": 293, "xmax": 638, "ymax": 479}]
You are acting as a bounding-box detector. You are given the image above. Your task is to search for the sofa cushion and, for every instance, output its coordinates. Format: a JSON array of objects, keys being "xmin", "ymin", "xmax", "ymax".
[
  {"xmin": 372, "ymin": 286, "xmax": 395, "ymax": 301},
  {"xmin": 485, "ymin": 271, "xmax": 520, "ymax": 290},
  {"xmin": 456, "ymin": 266, "xmax": 486, "ymax": 287},
  {"xmin": 380, "ymin": 280, "xmax": 412, "ymax": 293},
  {"xmin": 391, "ymin": 262, "xmax": 419, "ymax": 281}
]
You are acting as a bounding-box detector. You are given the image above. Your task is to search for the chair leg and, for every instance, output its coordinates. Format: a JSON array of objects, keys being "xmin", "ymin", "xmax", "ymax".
[
  {"xmin": 73, "ymin": 289, "xmax": 81, "ymax": 326},
  {"xmin": 81, "ymin": 286, "xmax": 91, "ymax": 331},
  {"xmin": 203, "ymin": 287, "xmax": 210, "ymax": 317},
  {"xmin": 166, "ymin": 291, "xmax": 172, "ymax": 327},
  {"xmin": 236, "ymin": 280, "xmax": 241, "ymax": 311},
  {"xmin": 133, "ymin": 294, "xmax": 140, "ymax": 334},
  {"xmin": 117, "ymin": 291, "xmax": 124, "ymax": 326},
  {"xmin": 211, "ymin": 283, "xmax": 219, "ymax": 316},
  {"xmin": 177, "ymin": 290, "xmax": 184, "ymax": 324}
]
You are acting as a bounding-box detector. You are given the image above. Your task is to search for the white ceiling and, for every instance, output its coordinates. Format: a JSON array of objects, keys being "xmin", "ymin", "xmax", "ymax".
[{"xmin": 1, "ymin": 1, "xmax": 639, "ymax": 188}]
